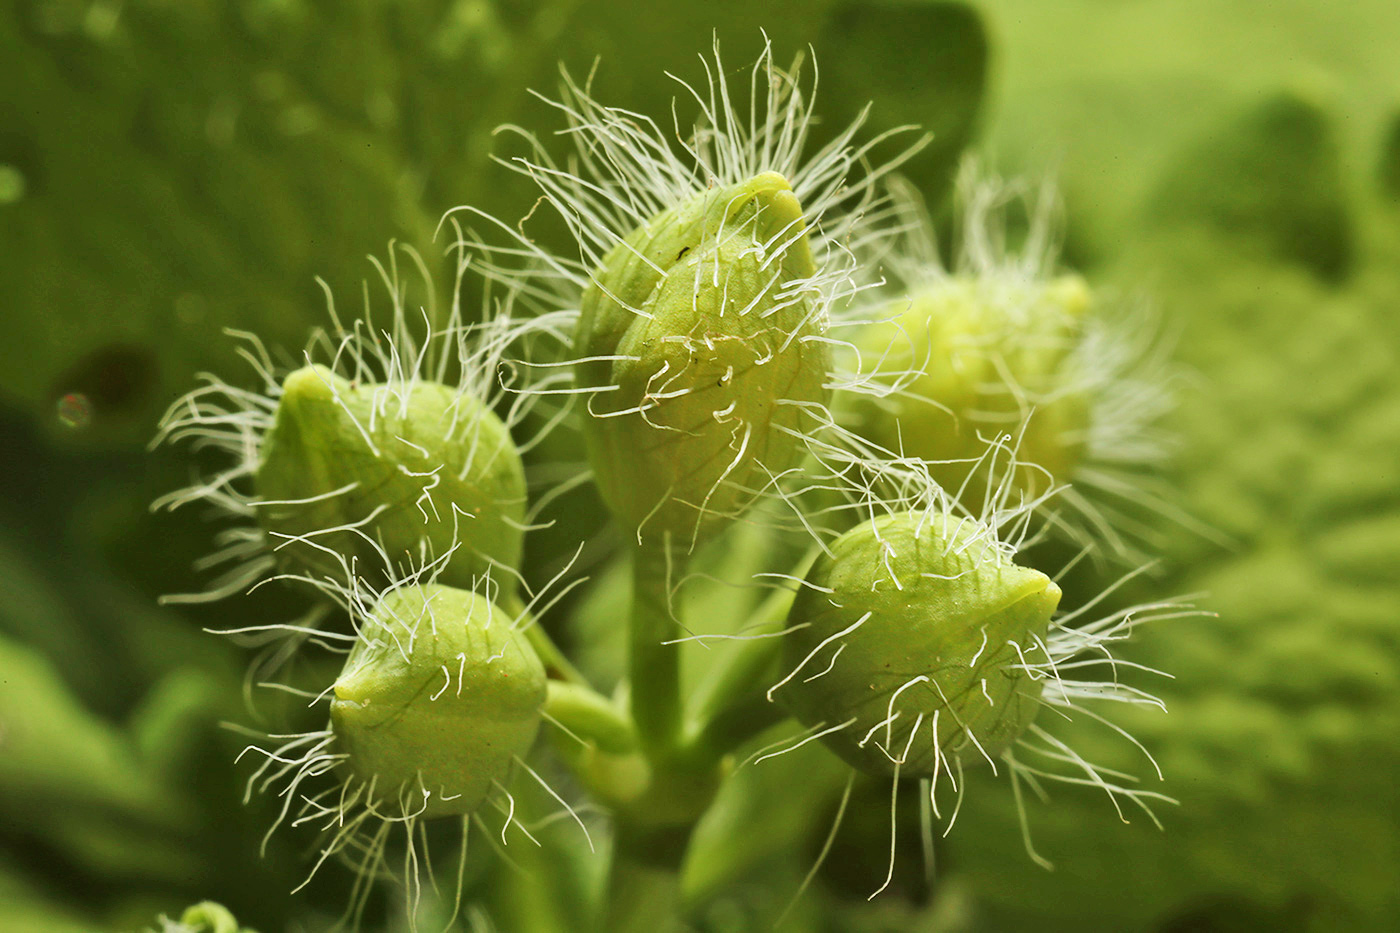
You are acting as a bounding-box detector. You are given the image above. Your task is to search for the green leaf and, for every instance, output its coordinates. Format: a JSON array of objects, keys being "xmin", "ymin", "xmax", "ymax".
[
  {"xmin": 1147, "ymin": 88, "xmax": 1353, "ymax": 281},
  {"xmin": 812, "ymin": 1, "xmax": 987, "ymax": 204}
]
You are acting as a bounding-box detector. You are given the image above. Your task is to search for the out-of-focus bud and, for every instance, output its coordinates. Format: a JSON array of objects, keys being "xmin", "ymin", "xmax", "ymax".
[{"xmin": 850, "ymin": 274, "xmax": 1093, "ymax": 507}]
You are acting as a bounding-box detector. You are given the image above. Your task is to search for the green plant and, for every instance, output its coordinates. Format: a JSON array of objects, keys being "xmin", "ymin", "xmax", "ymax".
[
  {"xmin": 156, "ymin": 901, "xmax": 256, "ymax": 933},
  {"xmin": 155, "ymin": 40, "xmax": 1195, "ymax": 932}
]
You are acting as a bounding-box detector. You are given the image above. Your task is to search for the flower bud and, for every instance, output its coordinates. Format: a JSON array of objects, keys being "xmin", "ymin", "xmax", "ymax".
[
  {"xmin": 164, "ymin": 902, "xmax": 251, "ymax": 933},
  {"xmin": 574, "ymin": 171, "xmax": 831, "ymax": 543},
  {"xmin": 330, "ymin": 583, "xmax": 546, "ymax": 816},
  {"xmin": 255, "ymin": 365, "xmax": 526, "ymax": 593},
  {"xmin": 850, "ymin": 274, "xmax": 1093, "ymax": 507},
  {"xmin": 777, "ymin": 510, "xmax": 1061, "ymax": 777}
]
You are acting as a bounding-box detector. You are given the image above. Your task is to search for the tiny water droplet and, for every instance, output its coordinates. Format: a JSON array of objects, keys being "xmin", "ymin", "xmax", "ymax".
[{"xmin": 56, "ymin": 393, "xmax": 92, "ymax": 429}]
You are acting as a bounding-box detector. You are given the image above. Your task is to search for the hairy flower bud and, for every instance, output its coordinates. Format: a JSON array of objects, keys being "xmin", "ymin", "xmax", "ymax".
[
  {"xmin": 161, "ymin": 902, "xmax": 253, "ymax": 933},
  {"xmin": 851, "ymin": 274, "xmax": 1093, "ymax": 506},
  {"xmin": 574, "ymin": 171, "xmax": 831, "ymax": 543},
  {"xmin": 330, "ymin": 583, "xmax": 546, "ymax": 817},
  {"xmin": 777, "ymin": 510, "xmax": 1061, "ymax": 777},
  {"xmin": 256, "ymin": 365, "xmax": 526, "ymax": 592}
]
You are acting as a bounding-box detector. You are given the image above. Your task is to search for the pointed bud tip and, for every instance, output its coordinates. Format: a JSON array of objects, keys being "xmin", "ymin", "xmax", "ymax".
[
  {"xmin": 1027, "ymin": 574, "xmax": 1063, "ymax": 620},
  {"xmin": 331, "ymin": 673, "xmax": 366, "ymax": 707},
  {"xmin": 737, "ymin": 171, "xmax": 800, "ymax": 216},
  {"xmin": 745, "ymin": 169, "xmax": 793, "ymax": 194},
  {"xmin": 729, "ymin": 171, "xmax": 814, "ymax": 278},
  {"xmin": 280, "ymin": 364, "xmax": 343, "ymax": 407},
  {"xmin": 1046, "ymin": 275, "xmax": 1091, "ymax": 318},
  {"xmin": 724, "ymin": 171, "xmax": 798, "ymax": 218}
]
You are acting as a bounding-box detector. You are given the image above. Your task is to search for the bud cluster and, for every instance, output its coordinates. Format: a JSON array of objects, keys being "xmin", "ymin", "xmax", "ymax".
[{"xmin": 153, "ymin": 41, "xmax": 1193, "ymax": 926}]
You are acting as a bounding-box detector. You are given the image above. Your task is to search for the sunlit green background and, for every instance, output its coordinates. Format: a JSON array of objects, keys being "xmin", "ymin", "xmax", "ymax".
[{"xmin": 3, "ymin": 1, "xmax": 1399, "ymax": 930}]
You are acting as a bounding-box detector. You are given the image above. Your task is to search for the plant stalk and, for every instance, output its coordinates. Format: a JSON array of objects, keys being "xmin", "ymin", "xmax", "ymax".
[
  {"xmin": 599, "ymin": 820, "xmax": 694, "ymax": 933},
  {"xmin": 629, "ymin": 534, "xmax": 684, "ymax": 757}
]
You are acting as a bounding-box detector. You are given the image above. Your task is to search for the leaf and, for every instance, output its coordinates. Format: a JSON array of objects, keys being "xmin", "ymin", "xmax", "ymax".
[
  {"xmin": 812, "ymin": 1, "xmax": 987, "ymax": 205},
  {"xmin": 1146, "ymin": 88, "xmax": 1353, "ymax": 281}
]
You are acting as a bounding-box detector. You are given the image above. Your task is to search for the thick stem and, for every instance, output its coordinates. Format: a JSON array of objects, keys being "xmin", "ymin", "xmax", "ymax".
[
  {"xmin": 629, "ymin": 534, "xmax": 684, "ymax": 757},
  {"xmin": 595, "ymin": 535, "xmax": 711, "ymax": 929},
  {"xmin": 601, "ymin": 540, "xmax": 808, "ymax": 926},
  {"xmin": 600, "ymin": 820, "xmax": 694, "ymax": 933}
]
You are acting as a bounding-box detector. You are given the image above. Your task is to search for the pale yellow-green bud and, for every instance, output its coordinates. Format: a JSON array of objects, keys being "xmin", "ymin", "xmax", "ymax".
[
  {"xmin": 330, "ymin": 584, "xmax": 546, "ymax": 817},
  {"xmin": 778, "ymin": 510, "xmax": 1061, "ymax": 777},
  {"xmin": 255, "ymin": 365, "xmax": 525, "ymax": 593},
  {"xmin": 166, "ymin": 902, "xmax": 253, "ymax": 933},
  {"xmin": 575, "ymin": 172, "xmax": 831, "ymax": 543},
  {"xmin": 850, "ymin": 274, "xmax": 1093, "ymax": 506}
]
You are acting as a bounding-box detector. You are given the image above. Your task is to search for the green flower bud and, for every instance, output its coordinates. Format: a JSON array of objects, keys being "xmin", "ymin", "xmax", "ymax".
[
  {"xmin": 330, "ymin": 583, "xmax": 546, "ymax": 817},
  {"xmin": 850, "ymin": 274, "xmax": 1093, "ymax": 508},
  {"xmin": 574, "ymin": 171, "xmax": 831, "ymax": 543},
  {"xmin": 256, "ymin": 365, "xmax": 526, "ymax": 593},
  {"xmin": 161, "ymin": 902, "xmax": 254, "ymax": 933},
  {"xmin": 776, "ymin": 509, "xmax": 1061, "ymax": 777}
]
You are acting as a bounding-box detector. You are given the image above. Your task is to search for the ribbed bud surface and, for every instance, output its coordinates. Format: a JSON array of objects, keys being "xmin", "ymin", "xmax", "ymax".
[
  {"xmin": 330, "ymin": 584, "xmax": 545, "ymax": 817},
  {"xmin": 851, "ymin": 275, "xmax": 1093, "ymax": 504},
  {"xmin": 780, "ymin": 511, "xmax": 1061, "ymax": 776},
  {"xmin": 575, "ymin": 172, "xmax": 831, "ymax": 542},
  {"xmin": 256, "ymin": 365, "xmax": 526, "ymax": 592}
]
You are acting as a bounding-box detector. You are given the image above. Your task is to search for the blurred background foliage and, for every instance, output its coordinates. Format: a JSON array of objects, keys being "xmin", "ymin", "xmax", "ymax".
[{"xmin": 2, "ymin": 0, "xmax": 1399, "ymax": 930}]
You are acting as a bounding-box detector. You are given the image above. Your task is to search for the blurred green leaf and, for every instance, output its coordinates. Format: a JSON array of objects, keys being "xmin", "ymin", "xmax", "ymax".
[
  {"xmin": 0, "ymin": 860, "xmax": 102, "ymax": 933},
  {"xmin": 0, "ymin": 633, "xmax": 173, "ymax": 819},
  {"xmin": 813, "ymin": 1, "xmax": 987, "ymax": 204},
  {"xmin": 1379, "ymin": 111, "xmax": 1400, "ymax": 201},
  {"xmin": 1, "ymin": 1, "xmax": 443, "ymax": 445},
  {"xmin": 1147, "ymin": 89, "xmax": 1353, "ymax": 281}
]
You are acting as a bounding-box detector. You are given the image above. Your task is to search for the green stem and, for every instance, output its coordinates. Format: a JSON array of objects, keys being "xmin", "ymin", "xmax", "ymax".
[
  {"xmin": 593, "ymin": 535, "xmax": 713, "ymax": 930},
  {"xmin": 600, "ymin": 820, "xmax": 694, "ymax": 933},
  {"xmin": 544, "ymin": 680, "xmax": 637, "ymax": 755},
  {"xmin": 629, "ymin": 534, "xmax": 684, "ymax": 757},
  {"xmin": 600, "ymin": 541, "xmax": 810, "ymax": 926},
  {"xmin": 685, "ymin": 689, "xmax": 789, "ymax": 764}
]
